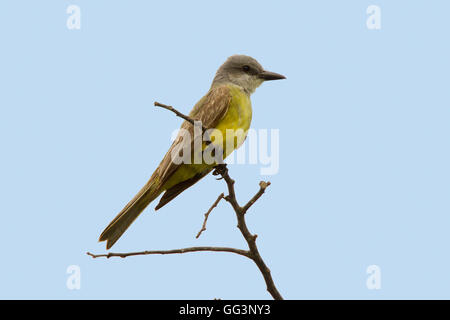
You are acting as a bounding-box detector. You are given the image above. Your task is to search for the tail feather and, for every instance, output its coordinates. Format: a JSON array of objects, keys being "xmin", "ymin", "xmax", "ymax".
[{"xmin": 99, "ymin": 179, "xmax": 160, "ymax": 249}]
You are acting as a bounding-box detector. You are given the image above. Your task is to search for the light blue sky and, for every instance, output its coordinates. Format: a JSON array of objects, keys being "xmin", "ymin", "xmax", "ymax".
[{"xmin": 0, "ymin": 1, "xmax": 449, "ymax": 299}]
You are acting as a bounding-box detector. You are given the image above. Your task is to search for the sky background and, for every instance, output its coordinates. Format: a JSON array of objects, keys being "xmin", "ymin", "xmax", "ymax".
[{"xmin": 0, "ymin": 0, "xmax": 449, "ymax": 299}]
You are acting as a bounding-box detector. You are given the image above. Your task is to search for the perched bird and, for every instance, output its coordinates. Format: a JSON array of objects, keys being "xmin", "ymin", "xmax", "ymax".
[{"xmin": 99, "ymin": 55, "xmax": 285, "ymax": 249}]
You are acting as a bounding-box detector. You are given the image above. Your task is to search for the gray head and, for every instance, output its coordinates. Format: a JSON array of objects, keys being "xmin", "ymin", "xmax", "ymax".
[{"xmin": 212, "ymin": 55, "xmax": 285, "ymax": 94}]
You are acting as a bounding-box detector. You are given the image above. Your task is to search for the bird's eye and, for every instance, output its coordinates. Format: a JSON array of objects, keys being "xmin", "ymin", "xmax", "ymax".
[{"xmin": 242, "ymin": 65, "xmax": 250, "ymax": 72}]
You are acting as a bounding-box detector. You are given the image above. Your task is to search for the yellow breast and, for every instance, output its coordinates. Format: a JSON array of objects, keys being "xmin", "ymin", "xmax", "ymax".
[{"xmin": 214, "ymin": 84, "xmax": 252, "ymax": 157}]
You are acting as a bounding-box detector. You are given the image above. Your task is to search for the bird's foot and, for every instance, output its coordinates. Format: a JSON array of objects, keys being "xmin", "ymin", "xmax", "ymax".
[{"xmin": 213, "ymin": 163, "xmax": 228, "ymax": 179}]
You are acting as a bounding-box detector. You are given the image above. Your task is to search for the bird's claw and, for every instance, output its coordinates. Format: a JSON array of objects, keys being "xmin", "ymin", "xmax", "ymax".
[{"xmin": 213, "ymin": 163, "xmax": 227, "ymax": 177}]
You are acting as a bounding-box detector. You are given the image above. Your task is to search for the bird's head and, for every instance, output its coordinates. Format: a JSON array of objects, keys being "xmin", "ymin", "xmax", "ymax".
[{"xmin": 212, "ymin": 55, "xmax": 286, "ymax": 94}]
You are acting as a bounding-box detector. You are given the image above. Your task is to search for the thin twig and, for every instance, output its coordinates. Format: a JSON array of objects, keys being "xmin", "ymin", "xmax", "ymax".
[
  {"xmin": 196, "ymin": 193, "xmax": 224, "ymax": 239},
  {"xmin": 242, "ymin": 181, "xmax": 271, "ymax": 214},
  {"xmin": 87, "ymin": 246, "xmax": 250, "ymax": 259},
  {"xmin": 154, "ymin": 101, "xmax": 208, "ymax": 132}
]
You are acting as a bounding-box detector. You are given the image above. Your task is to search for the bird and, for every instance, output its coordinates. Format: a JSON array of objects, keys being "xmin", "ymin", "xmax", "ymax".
[{"xmin": 99, "ymin": 55, "xmax": 285, "ymax": 249}]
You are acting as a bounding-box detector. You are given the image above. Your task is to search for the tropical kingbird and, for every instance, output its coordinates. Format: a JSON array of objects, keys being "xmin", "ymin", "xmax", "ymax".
[{"xmin": 99, "ymin": 55, "xmax": 285, "ymax": 249}]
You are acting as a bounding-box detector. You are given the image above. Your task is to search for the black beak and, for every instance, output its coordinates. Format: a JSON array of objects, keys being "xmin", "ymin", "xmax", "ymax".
[{"xmin": 258, "ymin": 70, "xmax": 286, "ymax": 81}]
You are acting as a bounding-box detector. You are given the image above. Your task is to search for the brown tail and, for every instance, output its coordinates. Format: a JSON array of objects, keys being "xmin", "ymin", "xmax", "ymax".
[{"xmin": 99, "ymin": 179, "xmax": 161, "ymax": 249}]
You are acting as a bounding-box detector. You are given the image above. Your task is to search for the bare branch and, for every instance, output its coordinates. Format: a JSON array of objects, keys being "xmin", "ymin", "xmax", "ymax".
[
  {"xmin": 242, "ymin": 181, "xmax": 271, "ymax": 214},
  {"xmin": 212, "ymin": 164, "xmax": 282, "ymax": 300},
  {"xmin": 87, "ymin": 246, "xmax": 250, "ymax": 259},
  {"xmin": 154, "ymin": 101, "xmax": 208, "ymax": 132},
  {"xmin": 196, "ymin": 193, "xmax": 224, "ymax": 239},
  {"xmin": 212, "ymin": 165, "xmax": 241, "ymax": 213}
]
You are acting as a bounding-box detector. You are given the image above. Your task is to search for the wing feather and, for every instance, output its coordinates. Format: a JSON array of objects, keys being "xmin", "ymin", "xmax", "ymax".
[{"xmin": 154, "ymin": 85, "xmax": 231, "ymax": 189}]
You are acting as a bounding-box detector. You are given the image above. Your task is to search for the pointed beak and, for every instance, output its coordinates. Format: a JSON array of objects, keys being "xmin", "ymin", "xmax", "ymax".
[{"xmin": 258, "ymin": 70, "xmax": 286, "ymax": 81}]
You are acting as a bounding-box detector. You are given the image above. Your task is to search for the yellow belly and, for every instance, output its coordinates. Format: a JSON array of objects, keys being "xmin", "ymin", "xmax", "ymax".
[{"xmin": 162, "ymin": 84, "xmax": 252, "ymax": 190}]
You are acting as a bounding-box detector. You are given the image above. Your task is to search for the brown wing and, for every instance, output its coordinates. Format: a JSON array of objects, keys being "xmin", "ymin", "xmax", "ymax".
[
  {"xmin": 153, "ymin": 85, "xmax": 231, "ymax": 190},
  {"xmin": 154, "ymin": 170, "xmax": 211, "ymax": 210}
]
